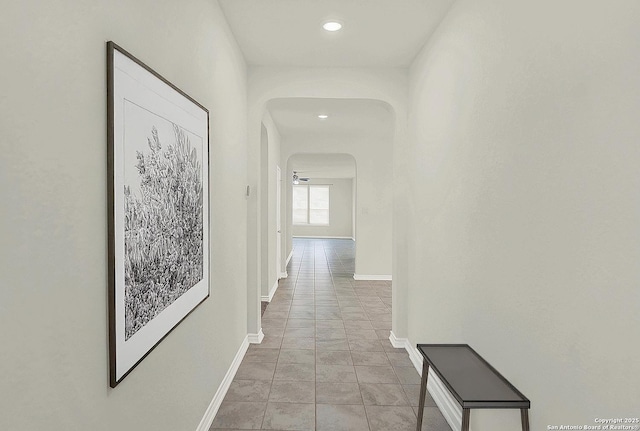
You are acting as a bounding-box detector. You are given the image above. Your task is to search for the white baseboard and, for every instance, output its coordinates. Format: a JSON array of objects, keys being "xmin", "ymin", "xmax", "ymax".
[
  {"xmin": 286, "ymin": 250, "xmax": 293, "ymax": 266},
  {"xmin": 353, "ymin": 274, "xmax": 392, "ymax": 281},
  {"xmin": 195, "ymin": 335, "xmax": 249, "ymax": 431},
  {"xmin": 247, "ymin": 329, "xmax": 264, "ymax": 344},
  {"xmin": 388, "ymin": 332, "xmax": 465, "ymax": 431},
  {"xmin": 279, "ymin": 271, "xmax": 288, "ymax": 279},
  {"xmin": 261, "ymin": 280, "xmax": 279, "ymax": 302},
  {"xmin": 389, "ymin": 330, "xmax": 406, "ymax": 349},
  {"xmin": 292, "ymin": 235, "xmax": 354, "ymax": 239}
]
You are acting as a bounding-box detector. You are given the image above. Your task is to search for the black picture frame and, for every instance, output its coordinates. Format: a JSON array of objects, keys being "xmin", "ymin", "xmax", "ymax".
[{"xmin": 107, "ymin": 41, "xmax": 210, "ymax": 387}]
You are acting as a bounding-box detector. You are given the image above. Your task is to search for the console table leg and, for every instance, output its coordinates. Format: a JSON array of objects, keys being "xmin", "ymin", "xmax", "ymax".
[
  {"xmin": 416, "ymin": 361, "xmax": 429, "ymax": 431},
  {"xmin": 521, "ymin": 409, "xmax": 530, "ymax": 431},
  {"xmin": 461, "ymin": 408, "xmax": 471, "ymax": 431}
]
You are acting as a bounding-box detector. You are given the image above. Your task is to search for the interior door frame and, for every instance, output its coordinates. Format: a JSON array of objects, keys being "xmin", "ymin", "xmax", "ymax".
[{"xmin": 276, "ymin": 165, "xmax": 282, "ymax": 279}]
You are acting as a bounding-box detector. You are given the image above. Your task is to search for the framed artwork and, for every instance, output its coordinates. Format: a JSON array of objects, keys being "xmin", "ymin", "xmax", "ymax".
[{"xmin": 107, "ymin": 41, "xmax": 210, "ymax": 387}]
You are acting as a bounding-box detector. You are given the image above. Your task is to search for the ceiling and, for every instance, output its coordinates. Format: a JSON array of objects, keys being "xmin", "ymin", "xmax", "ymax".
[
  {"xmin": 270, "ymin": 99, "xmax": 392, "ymax": 179},
  {"xmin": 222, "ymin": 1, "xmax": 452, "ymax": 178},
  {"xmin": 218, "ymin": 0, "xmax": 455, "ymax": 67},
  {"xmin": 267, "ymin": 98, "xmax": 394, "ymax": 140},
  {"xmin": 289, "ymin": 154, "xmax": 356, "ymax": 179}
]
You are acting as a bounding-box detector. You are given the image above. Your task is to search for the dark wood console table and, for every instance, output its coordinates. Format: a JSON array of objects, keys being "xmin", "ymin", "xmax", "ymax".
[{"xmin": 416, "ymin": 344, "xmax": 530, "ymax": 431}]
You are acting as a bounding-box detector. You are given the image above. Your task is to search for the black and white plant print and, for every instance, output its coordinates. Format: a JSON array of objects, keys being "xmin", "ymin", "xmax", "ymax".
[{"xmin": 123, "ymin": 120, "xmax": 203, "ymax": 340}]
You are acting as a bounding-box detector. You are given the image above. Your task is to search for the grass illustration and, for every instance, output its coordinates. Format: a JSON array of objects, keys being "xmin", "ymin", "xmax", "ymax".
[{"xmin": 123, "ymin": 124, "xmax": 203, "ymax": 340}]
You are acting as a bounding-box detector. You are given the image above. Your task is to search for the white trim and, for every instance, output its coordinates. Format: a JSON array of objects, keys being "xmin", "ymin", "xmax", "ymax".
[
  {"xmin": 389, "ymin": 330, "xmax": 406, "ymax": 349},
  {"xmin": 261, "ymin": 280, "xmax": 279, "ymax": 302},
  {"xmin": 195, "ymin": 335, "xmax": 249, "ymax": 431},
  {"xmin": 353, "ymin": 274, "xmax": 392, "ymax": 281},
  {"xmin": 247, "ymin": 329, "xmax": 264, "ymax": 344},
  {"xmin": 351, "ymin": 237, "xmax": 355, "ymax": 241},
  {"xmin": 292, "ymin": 224, "xmax": 331, "ymax": 227},
  {"xmin": 292, "ymin": 235, "xmax": 353, "ymax": 239},
  {"xmin": 286, "ymin": 250, "xmax": 293, "ymax": 266},
  {"xmin": 388, "ymin": 332, "xmax": 465, "ymax": 431},
  {"xmin": 279, "ymin": 271, "xmax": 288, "ymax": 279}
]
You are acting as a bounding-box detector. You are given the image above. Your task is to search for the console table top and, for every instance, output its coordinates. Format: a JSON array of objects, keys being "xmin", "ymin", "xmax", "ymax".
[{"xmin": 417, "ymin": 344, "xmax": 530, "ymax": 409}]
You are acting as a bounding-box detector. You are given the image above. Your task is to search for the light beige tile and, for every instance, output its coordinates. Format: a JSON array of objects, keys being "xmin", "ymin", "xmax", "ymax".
[
  {"xmin": 212, "ymin": 239, "xmax": 453, "ymax": 431},
  {"xmin": 393, "ymin": 366, "xmax": 421, "ymax": 385},
  {"xmin": 278, "ymin": 349, "xmax": 315, "ymax": 365},
  {"xmin": 269, "ymin": 381, "xmax": 315, "ymax": 403},
  {"xmin": 343, "ymin": 320, "xmax": 374, "ymax": 329},
  {"xmin": 273, "ymin": 362, "xmax": 315, "ymax": 382},
  {"xmin": 254, "ymin": 335, "xmax": 283, "ymax": 349},
  {"xmin": 316, "ymin": 382, "xmax": 363, "ymax": 405},
  {"xmin": 243, "ymin": 347, "xmax": 280, "ymax": 363},
  {"xmin": 365, "ymin": 405, "xmax": 417, "ymax": 431},
  {"xmin": 349, "ymin": 339, "xmax": 384, "ymax": 352},
  {"xmin": 316, "ymin": 364, "xmax": 357, "ymax": 383},
  {"xmin": 281, "ymin": 337, "xmax": 315, "ymax": 350},
  {"xmin": 359, "ymin": 383, "xmax": 410, "ymax": 406},
  {"xmin": 210, "ymin": 401, "xmax": 266, "ymax": 429},
  {"xmin": 414, "ymin": 406, "xmax": 451, "ymax": 431},
  {"xmin": 316, "ymin": 350, "xmax": 353, "ymax": 365},
  {"xmin": 262, "ymin": 403, "xmax": 315, "ymax": 431},
  {"xmin": 403, "ymin": 384, "xmax": 437, "ymax": 407},
  {"xmin": 354, "ymin": 365, "xmax": 399, "ymax": 384},
  {"xmin": 235, "ymin": 361, "xmax": 276, "ymax": 381},
  {"xmin": 386, "ymin": 352, "xmax": 413, "ymax": 367},
  {"xmin": 316, "ymin": 404, "xmax": 369, "ymax": 431},
  {"xmin": 225, "ymin": 380, "xmax": 271, "ymax": 402},
  {"xmin": 351, "ymin": 351, "xmax": 390, "ymax": 366},
  {"xmin": 316, "ymin": 319, "xmax": 344, "ymax": 328},
  {"xmin": 286, "ymin": 318, "xmax": 315, "ymax": 328},
  {"xmin": 316, "ymin": 327, "xmax": 347, "ymax": 340},
  {"xmin": 284, "ymin": 326, "xmax": 315, "ymax": 338},
  {"xmin": 317, "ymin": 339, "xmax": 350, "ymax": 351}
]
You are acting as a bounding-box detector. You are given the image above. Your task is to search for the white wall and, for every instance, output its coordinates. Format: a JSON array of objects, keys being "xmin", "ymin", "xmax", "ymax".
[
  {"xmin": 248, "ymin": 67, "xmax": 408, "ymax": 285},
  {"xmin": 398, "ymin": 0, "xmax": 640, "ymax": 429},
  {"xmin": 261, "ymin": 112, "xmax": 282, "ymax": 298},
  {"xmin": 282, "ymin": 138, "xmax": 392, "ymax": 277},
  {"xmin": 260, "ymin": 123, "xmax": 270, "ymax": 297},
  {"xmin": 0, "ymin": 1, "xmax": 248, "ymax": 430},
  {"xmin": 352, "ymin": 178, "xmax": 357, "ymax": 240},
  {"xmin": 292, "ymin": 178, "xmax": 354, "ymax": 239}
]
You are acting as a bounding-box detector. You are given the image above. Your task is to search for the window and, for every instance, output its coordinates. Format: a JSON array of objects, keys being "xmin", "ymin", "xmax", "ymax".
[{"xmin": 293, "ymin": 185, "xmax": 330, "ymax": 225}]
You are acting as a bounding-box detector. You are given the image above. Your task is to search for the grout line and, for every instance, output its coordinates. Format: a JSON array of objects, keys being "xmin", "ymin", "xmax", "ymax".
[{"xmin": 260, "ymin": 239, "xmax": 396, "ymax": 429}]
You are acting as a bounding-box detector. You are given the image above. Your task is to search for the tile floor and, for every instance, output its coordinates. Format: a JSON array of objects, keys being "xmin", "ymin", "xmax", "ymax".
[{"xmin": 211, "ymin": 238, "xmax": 451, "ymax": 431}]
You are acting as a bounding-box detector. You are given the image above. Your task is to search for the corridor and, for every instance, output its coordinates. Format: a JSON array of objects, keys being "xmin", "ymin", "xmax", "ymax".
[{"xmin": 211, "ymin": 238, "xmax": 451, "ymax": 431}]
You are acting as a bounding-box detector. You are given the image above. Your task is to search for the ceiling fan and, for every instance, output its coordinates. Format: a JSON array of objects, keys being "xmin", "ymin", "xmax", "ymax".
[{"xmin": 292, "ymin": 171, "xmax": 310, "ymax": 184}]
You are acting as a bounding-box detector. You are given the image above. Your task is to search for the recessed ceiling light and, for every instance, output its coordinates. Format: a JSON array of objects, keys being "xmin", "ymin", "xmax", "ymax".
[
  {"xmin": 318, "ymin": 114, "xmax": 328, "ymax": 119},
  {"xmin": 322, "ymin": 21, "xmax": 342, "ymax": 32}
]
